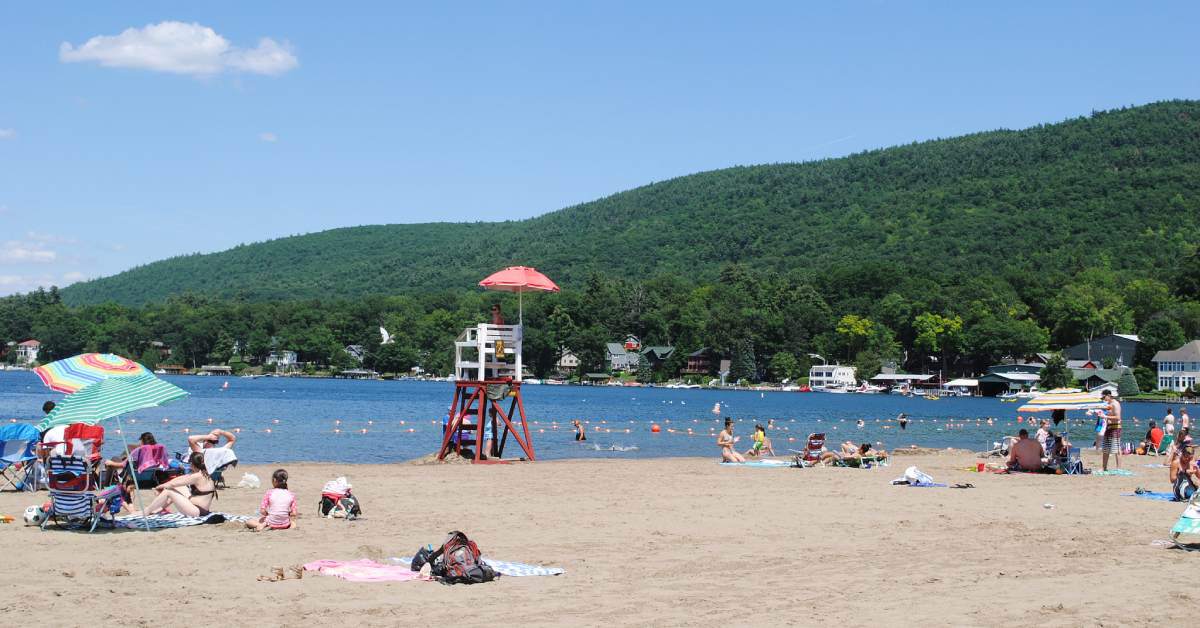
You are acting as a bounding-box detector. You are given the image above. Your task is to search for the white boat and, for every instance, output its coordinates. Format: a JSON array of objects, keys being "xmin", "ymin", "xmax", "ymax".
[
  {"xmin": 814, "ymin": 384, "xmax": 850, "ymax": 393},
  {"xmin": 852, "ymin": 383, "xmax": 886, "ymax": 394}
]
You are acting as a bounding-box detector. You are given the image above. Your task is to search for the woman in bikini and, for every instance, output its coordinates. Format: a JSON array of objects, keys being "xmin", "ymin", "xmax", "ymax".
[{"xmin": 126, "ymin": 452, "xmax": 217, "ymax": 517}]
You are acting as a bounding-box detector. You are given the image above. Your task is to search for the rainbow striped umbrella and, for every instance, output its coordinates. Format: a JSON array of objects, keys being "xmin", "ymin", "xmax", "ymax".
[
  {"xmin": 36, "ymin": 373, "xmax": 189, "ymax": 431},
  {"xmin": 34, "ymin": 353, "xmax": 150, "ymax": 394},
  {"xmin": 1017, "ymin": 389, "xmax": 1108, "ymax": 413}
]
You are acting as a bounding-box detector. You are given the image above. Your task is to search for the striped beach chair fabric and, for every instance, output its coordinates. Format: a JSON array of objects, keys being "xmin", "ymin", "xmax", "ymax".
[{"xmin": 44, "ymin": 455, "xmax": 112, "ymax": 532}]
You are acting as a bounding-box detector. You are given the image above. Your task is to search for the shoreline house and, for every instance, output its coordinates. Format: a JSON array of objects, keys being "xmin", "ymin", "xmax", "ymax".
[
  {"xmin": 809, "ymin": 364, "xmax": 858, "ymax": 389},
  {"xmin": 266, "ymin": 350, "xmax": 299, "ymax": 371},
  {"xmin": 977, "ymin": 363, "xmax": 1042, "ymax": 397},
  {"xmin": 1152, "ymin": 340, "xmax": 1200, "ymax": 392},
  {"xmin": 682, "ymin": 348, "xmax": 714, "ymax": 376},
  {"xmin": 345, "ymin": 345, "xmax": 365, "ymax": 364},
  {"xmin": 14, "ymin": 340, "xmax": 40, "ymax": 365},
  {"xmin": 640, "ymin": 346, "xmax": 675, "ymax": 372},
  {"xmin": 606, "ymin": 343, "xmax": 638, "ymax": 372},
  {"xmin": 1070, "ymin": 366, "xmax": 1133, "ymax": 392},
  {"xmin": 1064, "ymin": 333, "xmax": 1139, "ymax": 367},
  {"xmin": 555, "ymin": 350, "xmax": 579, "ymax": 375}
]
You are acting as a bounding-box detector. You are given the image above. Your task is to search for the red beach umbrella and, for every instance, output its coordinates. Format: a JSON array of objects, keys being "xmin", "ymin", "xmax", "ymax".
[{"xmin": 478, "ymin": 266, "xmax": 559, "ymax": 324}]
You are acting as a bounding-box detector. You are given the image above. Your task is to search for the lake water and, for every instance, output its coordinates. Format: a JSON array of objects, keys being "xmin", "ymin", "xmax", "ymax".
[{"xmin": 0, "ymin": 371, "xmax": 1175, "ymax": 463}]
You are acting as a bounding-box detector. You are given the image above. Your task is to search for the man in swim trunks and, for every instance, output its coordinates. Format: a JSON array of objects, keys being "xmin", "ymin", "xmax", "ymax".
[
  {"xmin": 1007, "ymin": 429, "xmax": 1044, "ymax": 472},
  {"xmin": 1100, "ymin": 389, "xmax": 1122, "ymax": 471}
]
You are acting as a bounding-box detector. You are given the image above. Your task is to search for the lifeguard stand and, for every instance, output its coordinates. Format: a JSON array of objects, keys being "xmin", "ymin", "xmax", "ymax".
[{"xmin": 437, "ymin": 323, "xmax": 536, "ymax": 463}]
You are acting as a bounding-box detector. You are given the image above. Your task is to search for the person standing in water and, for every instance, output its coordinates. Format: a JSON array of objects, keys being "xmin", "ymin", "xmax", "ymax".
[
  {"xmin": 897, "ymin": 413, "xmax": 908, "ymax": 430},
  {"xmin": 572, "ymin": 420, "xmax": 587, "ymax": 441},
  {"xmin": 1099, "ymin": 389, "xmax": 1122, "ymax": 471}
]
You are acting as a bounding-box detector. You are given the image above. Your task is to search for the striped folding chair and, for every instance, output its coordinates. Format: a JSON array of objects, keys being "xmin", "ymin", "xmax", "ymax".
[
  {"xmin": 43, "ymin": 455, "xmax": 117, "ymax": 532},
  {"xmin": 790, "ymin": 433, "xmax": 826, "ymax": 467}
]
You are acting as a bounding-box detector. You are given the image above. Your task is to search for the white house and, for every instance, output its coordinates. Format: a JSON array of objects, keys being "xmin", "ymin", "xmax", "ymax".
[
  {"xmin": 14, "ymin": 339, "xmax": 40, "ymax": 365},
  {"xmin": 1152, "ymin": 340, "xmax": 1200, "ymax": 392},
  {"xmin": 266, "ymin": 350, "xmax": 299, "ymax": 369},
  {"xmin": 556, "ymin": 350, "xmax": 579, "ymax": 373},
  {"xmin": 345, "ymin": 345, "xmax": 365, "ymax": 363},
  {"xmin": 809, "ymin": 364, "xmax": 857, "ymax": 390}
]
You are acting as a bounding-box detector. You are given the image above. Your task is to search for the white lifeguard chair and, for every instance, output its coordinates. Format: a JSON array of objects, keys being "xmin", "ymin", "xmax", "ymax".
[
  {"xmin": 439, "ymin": 323, "xmax": 536, "ymax": 463},
  {"xmin": 453, "ymin": 323, "xmax": 523, "ymax": 382}
]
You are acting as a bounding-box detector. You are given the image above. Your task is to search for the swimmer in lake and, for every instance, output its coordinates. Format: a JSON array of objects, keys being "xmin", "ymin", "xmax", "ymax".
[{"xmin": 897, "ymin": 413, "xmax": 908, "ymax": 430}]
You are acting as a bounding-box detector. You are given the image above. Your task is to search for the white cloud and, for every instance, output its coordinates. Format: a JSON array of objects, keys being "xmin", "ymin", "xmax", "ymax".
[
  {"xmin": 62, "ymin": 271, "xmax": 87, "ymax": 283},
  {"xmin": 26, "ymin": 231, "xmax": 78, "ymax": 245},
  {"xmin": 259, "ymin": 132, "xmax": 278, "ymax": 143},
  {"xmin": 0, "ymin": 128, "xmax": 14, "ymax": 140},
  {"xmin": 0, "ymin": 241, "xmax": 56, "ymax": 263},
  {"xmin": 60, "ymin": 21, "xmax": 298, "ymax": 77}
]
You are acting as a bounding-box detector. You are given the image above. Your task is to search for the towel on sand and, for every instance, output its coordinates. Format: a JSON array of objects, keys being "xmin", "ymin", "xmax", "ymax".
[
  {"xmin": 1122, "ymin": 491, "xmax": 1177, "ymax": 502},
  {"xmin": 720, "ymin": 460, "xmax": 789, "ymax": 468},
  {"xmin": 113, "ymin": 512, "xmax": 251, "ymax": 529},
  {"xmin": 392, "ymin": 556, "xmax": 564, "ymax": 577},
  {"xmin": 203, "ymin": 447, "xmax": 237, "ymax": 474},
  {"xmin": 304, "ymin": 559, "xmax": 422, "ymax": 583},
  {"xmin": 1093, "ymin": 469, "xmax": 1135, "ymax": 477}
]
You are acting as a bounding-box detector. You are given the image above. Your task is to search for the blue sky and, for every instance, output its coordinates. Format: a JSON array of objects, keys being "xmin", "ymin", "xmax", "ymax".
[{"xmin": 1, "ymin": 2, "xmax": 1197, "ymax": 295}]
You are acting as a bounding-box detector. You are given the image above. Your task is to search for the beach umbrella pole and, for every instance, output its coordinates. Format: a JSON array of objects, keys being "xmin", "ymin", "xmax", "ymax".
[{"xmin": 115, "ymin": 414, "xmax": 151, "ymax": 532}]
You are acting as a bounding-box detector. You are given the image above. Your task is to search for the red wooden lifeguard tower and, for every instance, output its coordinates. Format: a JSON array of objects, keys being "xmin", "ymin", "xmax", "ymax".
[{"xmin": 436, "ymin": 266, "xmax": 558, "ymax": 463}]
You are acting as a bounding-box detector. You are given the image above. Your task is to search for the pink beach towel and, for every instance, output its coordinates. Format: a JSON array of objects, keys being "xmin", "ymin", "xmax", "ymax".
[
  {"xmin": 303, "ymin": 559, "xmax": 422, "ymax": 583},
  {"xmin": 131, "ymin": 444, "xmax": 169, "ymax": 473}
]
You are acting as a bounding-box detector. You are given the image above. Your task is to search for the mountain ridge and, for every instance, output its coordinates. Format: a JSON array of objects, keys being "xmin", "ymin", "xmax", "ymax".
[{"xmin": 60, "ymin": 99, "xmax": 1200, "ymax": 306}]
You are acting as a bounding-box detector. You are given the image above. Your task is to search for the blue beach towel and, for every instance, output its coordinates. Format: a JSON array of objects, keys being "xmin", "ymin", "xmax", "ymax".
[
  {"xmin": 908, "ymin": 482, "xmax": 948, "ymax": 488},
  {"xmin": 1093, "ymin": 469, "xmax": 1135, "ymax": 477},
  {"xmin": 392, "ymin": 556, "xmax": 564, "ymax": 577},
  {"xmin": 1122, "ymin": 491, "xmax": 1177, "ymax": 502},
  {"xmin": 720, "ymin": 460, "xmax": 789, "ymax": 468}
]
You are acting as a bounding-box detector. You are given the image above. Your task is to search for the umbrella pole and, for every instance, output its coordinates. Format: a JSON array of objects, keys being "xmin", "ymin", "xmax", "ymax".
[
  {"xmin": 518, "ymin": 290, "xmax": 523, "ymax": 327},
  {"xmin": 116, "ymin": 414, "xmax": 151, "ymax": 532}
]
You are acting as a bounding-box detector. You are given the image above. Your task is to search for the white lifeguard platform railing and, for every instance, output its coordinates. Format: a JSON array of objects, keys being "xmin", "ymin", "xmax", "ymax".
[
  {"xmin": 454, "ymin": 323, "xmax": 523, "ymax": 382},
  {"xmin": 441, "ymin": 323, "xmax": 536, "ymax": 462}
]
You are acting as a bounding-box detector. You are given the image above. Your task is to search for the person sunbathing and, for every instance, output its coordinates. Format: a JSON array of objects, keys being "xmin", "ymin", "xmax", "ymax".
[
  {"xmin": 126, "ymin": 452, "xmax": 217, "ymax": 518},
  {"xmin": 815, "ymin": 442, "xmax": 886, "ymax": 465},
  {"xmin": 717, "ymin": 422, "xmax": 745, "ymax": 463},
  {"xmin": 1007, "ymin": 429, "xmax": 1044, "ymax": 472}
]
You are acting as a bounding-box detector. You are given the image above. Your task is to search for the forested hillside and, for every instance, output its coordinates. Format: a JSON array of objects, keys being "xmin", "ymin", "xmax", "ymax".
[
  {"xmin": 61, "ymin": 100, "xmax": 1200, "ymax": 307},
  {"xmin": 5, "ymin": 101, "xmax": 1200, "ymax": 385}
]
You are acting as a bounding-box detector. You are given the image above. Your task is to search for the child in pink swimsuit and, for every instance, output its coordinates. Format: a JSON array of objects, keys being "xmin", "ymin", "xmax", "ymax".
[{"xmin": 248, "ymin": 469, "xmax": 297, "ymax": 531}]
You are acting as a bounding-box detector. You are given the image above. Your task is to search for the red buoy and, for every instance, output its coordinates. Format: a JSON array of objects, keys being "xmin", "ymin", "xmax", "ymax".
[{"xmin": 651, "ymin": 424, "xmax": 661, "ymax": 433}]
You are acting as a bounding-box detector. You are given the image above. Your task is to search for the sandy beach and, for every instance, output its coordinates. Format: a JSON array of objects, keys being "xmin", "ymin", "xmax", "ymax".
[{"xmin": 1, "ymin": 450, "xmax": 1195, "ymax": 627}]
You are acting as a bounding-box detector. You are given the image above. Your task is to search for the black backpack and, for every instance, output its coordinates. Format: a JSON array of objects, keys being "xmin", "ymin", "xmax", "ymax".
[
  {"xmin": 318, "ymin": 493, "xmax": 361, "ymax": 519},
  {"xmin": 419, "ymin": 531, "xmax": 497, "ymax": 584}
]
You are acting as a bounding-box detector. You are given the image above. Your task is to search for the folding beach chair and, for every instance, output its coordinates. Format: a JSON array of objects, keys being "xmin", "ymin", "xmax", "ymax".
[
  {"xmin": 1153, "ymin": 435, "xmax": 1175, "ymax": 457},
  {"xmin": 115, "ymin": 444, "xmax": 175, "ymax": 489},
  {"xmin": 1063, "ymin": 447, "xmax": 1084, "ymax": 475},
  {"xmin": 1, "ymin": 422, "xmax": 41, "ymax": 492},
  {"xmin": 63, "ymin": 423, "xmax": 105, "ymax": 461},
  {"xmin": 790, "ymin": 433, "xmax": 826, "ymax": 468},
  {"xmin": 42, "ymin": 455, "xmax": 121, "ymax": 532}
]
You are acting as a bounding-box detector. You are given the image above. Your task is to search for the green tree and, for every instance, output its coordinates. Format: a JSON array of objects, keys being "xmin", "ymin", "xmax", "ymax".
[
  {"xmin": 636, "ymin": 352, "xmax": 652, "ymax": 384},
  {"xmin": 730, "ymin": 338, "xmax": 756, "ymax": 382},
  {"xmin": 1138, "ymin": 317, "xmax": 1186, "ymax": 366},
  {"xmin": 1117, "ymin": 369, "xmax": 1140, "ymax": 397},
  {"xmin": 835, "ymin": 314, "xmax": 874, "ymax": 360},
  {"xmin": 913, "ymin": 312, "xmax": 963, "ymax": 369},
  {"xmin": 768, "ymin": 352, "xmax": 800, "ymax": 382},
  {"xmin": 1133, "ymin": 365, "xmax": 1156, "ymax": 392},
  {"xmin": 1124, "ymin": 278, "xmax": 1172, "ymax": 327},
  {"xmin": 138, "ymin": 347, "xmax": 161, "ymax": 370},
  {"xmin": 1039, "ymin": 354, "xmax": 1072, "ymax": 389}
]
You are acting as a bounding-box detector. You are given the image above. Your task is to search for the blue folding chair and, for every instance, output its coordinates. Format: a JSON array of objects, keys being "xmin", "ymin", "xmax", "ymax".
[
  {"xmin": 0, "ymin": 422, "xmax": 41, "ymax": 492},
  {"xmin": 1064, "ymin": 447, "xmax": 1085, "ymax": 475}
]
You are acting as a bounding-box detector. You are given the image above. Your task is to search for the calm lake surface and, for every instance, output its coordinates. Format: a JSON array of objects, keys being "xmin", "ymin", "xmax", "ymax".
[{"xmin": 0, "ymin": 371, "xmax": 1175, "ymax": 463}]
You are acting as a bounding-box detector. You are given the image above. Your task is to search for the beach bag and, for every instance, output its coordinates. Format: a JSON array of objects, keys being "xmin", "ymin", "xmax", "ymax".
[
  {"xmin": 318, "ymin": 492, "xmax": 361, "ymax": 519},
  {"xmin": 428, "ymin": 531, "xmax": 496, "ymax": 584}
]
